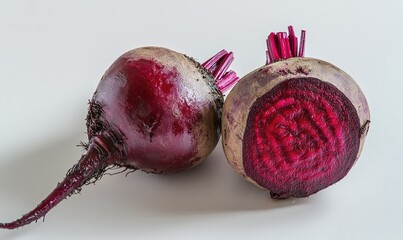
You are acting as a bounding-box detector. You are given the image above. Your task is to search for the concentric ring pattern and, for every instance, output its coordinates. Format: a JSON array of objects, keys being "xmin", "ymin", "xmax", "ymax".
[{"xmin": 243, "ymin": 77, "xmax": 360, "ymax": 198}]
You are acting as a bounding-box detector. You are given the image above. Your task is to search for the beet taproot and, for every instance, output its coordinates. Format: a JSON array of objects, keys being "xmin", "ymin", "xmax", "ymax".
[
  {"xmin": 222, "ymin": 26, "xmax": 370, "ymax": 199},
  {"xmin": 0, "ymin": 47, "xmax": 238, "ymax": 229}
]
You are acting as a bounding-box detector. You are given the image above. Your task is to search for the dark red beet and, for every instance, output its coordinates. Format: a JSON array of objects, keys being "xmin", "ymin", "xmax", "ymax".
[
  {"xmin": 222, "ymin": 26, "xmax": 370, "ymax": 199},
  {"xmin": 0, "ymin": 47, "xmax": 239, "ymax": 229}
]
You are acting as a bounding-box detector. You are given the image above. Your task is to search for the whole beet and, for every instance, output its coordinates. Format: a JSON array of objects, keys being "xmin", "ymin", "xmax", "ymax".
[
  {"xmin": 91, "ymin": 47, "xmax": 224, "ymax": 173},
  {"xmin": 0, "ymin": 47, "xmax": 238, "ymax": 229}
]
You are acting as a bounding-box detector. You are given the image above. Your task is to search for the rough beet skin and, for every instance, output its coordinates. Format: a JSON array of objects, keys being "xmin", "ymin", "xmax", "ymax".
[
  {"xmin": 222, "ymin": 26, "xmax": 370, "ymax": 199},
  {"xmin": 0, "ymin": 47, "xmax": 238, "ymax": 229}
]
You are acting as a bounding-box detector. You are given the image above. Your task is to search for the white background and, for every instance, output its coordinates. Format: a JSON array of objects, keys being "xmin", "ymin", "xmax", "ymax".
[{"xmin": 0, "ymin": 1, "xmax": 401, "ymax": 239}]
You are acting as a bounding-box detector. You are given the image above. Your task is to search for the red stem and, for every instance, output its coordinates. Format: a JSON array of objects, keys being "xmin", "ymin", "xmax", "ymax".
[
  {"xmin": 268, "ymin": 33, "xmax": 280, "ymax": 62},
  {"xmin": 298, "ymin": 30, "xmax": 306, "ymax": 57},
  {"xmin": 217, "ymin": 70, "xmax": 239, "ymax": 92},
  {"xmin": 202, "ymin": 50, "xmax": 239, "ymax": 92},
  {"xmin": 212, "ymin": 52, "xmax": 234, "ymax": 80},
  {"xmin": 266, "ymin": 25, "xmax": 306, "ymax": 64},
  {"xmin": 0, "ymin": 133, "xmax": 118, "ymax": 230},
  {"xmin": 202, "ymin": 49, "xmax": 227, "ymax": 73},
  {"xmin": 283, "ymin": 35, "xmax": 292, "ymax": 58},
  {"xmin": 288, "ymin": 26, "xmax": 298, "ymax": 57},
  {"xmin": 265, "ymin": 51, "xmax": 271, "ymax": 65},
  {"xmin": 277, "ymin": 32, "xmax": 286, "ymax": 59}
]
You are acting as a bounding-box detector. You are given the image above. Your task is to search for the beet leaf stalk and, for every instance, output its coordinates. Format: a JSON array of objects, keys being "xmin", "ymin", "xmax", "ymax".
[
  {"xmin": 266, "ymin": 25, "xmax": 306, "ymax": 64},
  {"xmin": 202, "ymin": 49, "xmax": 239, "ymax": 92}
]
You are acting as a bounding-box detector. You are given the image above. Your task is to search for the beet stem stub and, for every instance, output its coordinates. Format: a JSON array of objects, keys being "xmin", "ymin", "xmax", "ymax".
[
  {"xmin": 203, "ymin": 50, "xmax": 239, "ymax": 92},
  {"xmin": 288, "ymin": 26, "xmax": 298, "ymax": 57},
  {"xmin": 266, "ymin": 26, "xmax": 306, "ymax": 64},
  {"xmin": 0, "ymin": 132, "xmax": 119, "ymax": 230},
  {"xmin": 217, "ymin": 70, "xmax": 240, "ymax": 92},
  {"xmin": 201, "ymin": 49, "xmax": 227, "ymax": 71},
  {"xmin": 298, "ymin": 30, "xmax": 306, "ymax": 57}
]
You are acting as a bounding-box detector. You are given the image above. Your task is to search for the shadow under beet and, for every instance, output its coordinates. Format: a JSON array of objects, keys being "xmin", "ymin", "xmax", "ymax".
[{"xmin": 115, "ymin": 147, "xmax": 318, "ymax": 215}]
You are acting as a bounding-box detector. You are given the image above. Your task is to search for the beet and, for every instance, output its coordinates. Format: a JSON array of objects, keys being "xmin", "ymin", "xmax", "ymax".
[
  {"xmin": 222, "ymin": 26, "xmax": 370, "ymax": 199},
  {"xmin": 0, "ymin": 47, "xmax": 238, "ymax": 229}
]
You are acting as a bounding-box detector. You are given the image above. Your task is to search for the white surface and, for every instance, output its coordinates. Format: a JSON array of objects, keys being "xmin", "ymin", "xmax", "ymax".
[{"xmin": 0, "ymin": 0, "xmax": 402, "ymax": 239}]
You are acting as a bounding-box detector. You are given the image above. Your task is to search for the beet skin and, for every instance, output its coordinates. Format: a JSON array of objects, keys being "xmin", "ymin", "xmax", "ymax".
[{"xmin": 91, "ymin": 47, "xmax": 224, "ymax": 173}]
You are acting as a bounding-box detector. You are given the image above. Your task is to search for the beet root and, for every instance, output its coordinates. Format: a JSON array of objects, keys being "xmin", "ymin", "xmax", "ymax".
[
  {"xmin": 222, "ymin": 27, "xmax": 370, "ymax": 199},
  {"xmin": 0, "ymin": 47, "xmax": 238, "ymax": 229}
]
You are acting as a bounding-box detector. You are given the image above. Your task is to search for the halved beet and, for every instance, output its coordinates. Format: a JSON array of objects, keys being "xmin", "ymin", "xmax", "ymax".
[{"xmin": 222, "ymin": 27, "xmax": 370, "ymax": 199}]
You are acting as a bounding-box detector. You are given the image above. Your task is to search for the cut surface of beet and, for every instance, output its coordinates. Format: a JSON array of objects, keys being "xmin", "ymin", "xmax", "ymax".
[{"xmin": 242, "ymin": 77, "xmax": 360, "ymax": 198}]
